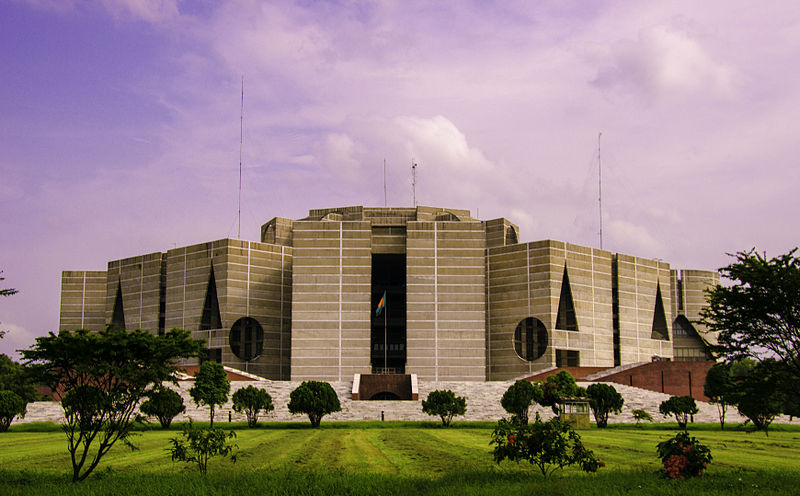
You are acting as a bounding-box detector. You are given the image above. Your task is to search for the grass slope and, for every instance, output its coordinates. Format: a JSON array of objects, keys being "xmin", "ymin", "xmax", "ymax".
[{"xmin": 1, "ymin": 423, "xmax": 799, "ymax": 495}]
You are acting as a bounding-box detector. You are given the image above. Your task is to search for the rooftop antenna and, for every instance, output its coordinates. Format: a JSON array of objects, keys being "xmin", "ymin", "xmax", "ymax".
[
  {"xmin": 238, "ymin": 76, "xmax": 244, "ymax": 239},
  {"xmin": 411, "ymin": 159, "xmax": 418, "ymax": 207},
  {"xmin": 598, "ymin": 132, "xmax": 603, "ymax": 250},
  {"xmin": 383, "ymin": 159, "xmax": 387, "ymax": 207}
]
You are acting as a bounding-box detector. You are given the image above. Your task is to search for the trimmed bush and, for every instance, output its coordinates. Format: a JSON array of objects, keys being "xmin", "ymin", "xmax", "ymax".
[
  {"xmin": 586, "ymin": 383, "xmax": 624, "ymax": 428},
  {"xmin": 140, "ymin": 387, "xmax": 185, "ymax": 429},
  {"xmin": 659, "ymin": 396, "xmax": 698, "ymax": 430},
  {"xmin": 232, "ymin": 386, "xmax": 274, "ymax": 428},
  {"xmin": 501, "ymin": 380, "xmax": 540, "ymax": 426},
  {"xmin": 288, "ymin": 381, "xmax": 341, "ymax": 428},
  {"xmin": 422, "ymin": 390, "xmax": 466, "ymax": 427},
  {"xmin": 0, "ymin": 390, "xmax": 27, "ymax": 432}
]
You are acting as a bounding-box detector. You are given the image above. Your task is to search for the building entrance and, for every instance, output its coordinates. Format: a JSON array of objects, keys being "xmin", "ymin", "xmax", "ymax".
[{"xmin": 371, "ymin": 254, "xmax": 406, "ymax": 373}]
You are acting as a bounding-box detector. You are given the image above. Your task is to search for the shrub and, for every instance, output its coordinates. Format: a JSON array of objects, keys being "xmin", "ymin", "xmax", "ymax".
[
  {"xmin": 659, "ymin": 396, "xmax": 698, "ymax": 430},
  {"xmin": 421, "ymin": 390, "xmax": 466, "ymax": 427},
  {"xmin": 288, "ymin": 381, "xmax": 341, "ymax": 427},
  {"xmin": 632, "ymin": 409, "xmax": 653, "ymax": 426},
  {"xmin": 0, "ymin": 390, "xmax": 27, "ymax": 432},
  {"xmin": 189, "ymin": 361, "xmax": 230, "ymax": 427},
  {"xmin": 656, "ymin": 431, "xmax": 712, "ymax": 480},
  {"xmin": 491, "ymin": 413, "xmax": 603, "ymax": 477},
  {"xmin": 140, "ymin": 387, "xmax": 185, "ymax": 429},
  {"xmin": 168, "ymin": 421, "xmax": 237, "ymax": 475},
  {"xmin": 232, "ymin": 386, "xmax": 274, "ymax": 428},
  {"xmin": 500, "ymin": 380, "xmax": 540, "ymax": 425},
  {"xmin": 585, "ymin": 383, "xmax": 624, "ymax": 428},
  {"xmin": 538, "ymin": 371, "xmax": 586, "ymax": 415}
]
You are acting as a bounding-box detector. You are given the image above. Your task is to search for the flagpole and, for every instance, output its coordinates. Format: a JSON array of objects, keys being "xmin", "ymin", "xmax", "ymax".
[{"xmin": 384, "ymin": 301, "xmax": 388, "ymax": 373}]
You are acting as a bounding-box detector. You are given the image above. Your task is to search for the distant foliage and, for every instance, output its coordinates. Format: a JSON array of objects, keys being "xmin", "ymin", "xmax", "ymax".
[
  {"xmin": 288, "ymin": 381, "xmax": 341, "ymax": 428},
  {"xmin": 659, "ymin": 396, "xmax": 698, "ymax": 430},
  {"xmin": 736, "ymin": 359, "xmax": 785, "ymax": 435},
  {"xmin": 656, "ymin": 431, "xmax": 712, "ymax": 480},
  {"xmin": 500, "ymin": 380, "xmax": 541, "ymax": 425},
  {"xmin": 585, "ymin": 383, "xmax": 624, "ymax": 428},
  {"xmin": 421, "ymin": 390, "xmax": 467, "ymax": 427},
  {"xmin": 189, "ymin": 361, "xmax": 230, "ymax": 427},
  {"xmin": 140, "ymin": 387, "xmax": 185, "ymax": 429},
  {"xmin": 168, "ymin": 421, "xmax": 237, "ymax": 475},
  {"xmin": 491, "ymin": 414, "xmax": 603, "ymax": 477},
  {"xmin": 232, "ymin": 386, "xmax": 274, "ymax": 428},
  {"xmin": 537, "ymin": 371, "xmax": 586, "ymax": 415},
  {"xmin": 0, "ymin": 390, "xmax": 27, "ymax": 432},
  {"xmin": 632, "ymin": 409, "xmax": 653, "ymax": 426},
  {"xmin": 0, "ymin": 354, "xmax": 39, "ymax": 403}
]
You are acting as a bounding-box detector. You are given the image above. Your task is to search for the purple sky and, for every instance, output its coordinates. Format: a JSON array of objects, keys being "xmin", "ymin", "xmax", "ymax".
[{"xmin": 2, "ymin": 0, "xmax": 799, "ymax": 358}]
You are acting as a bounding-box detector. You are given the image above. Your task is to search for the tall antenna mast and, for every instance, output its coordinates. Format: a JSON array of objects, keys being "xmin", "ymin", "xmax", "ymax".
[
  {"xmin": 411, "ymin": 159, "xmax": 418, "ymax": 207},
  {"xmin": 238, "ymin": 76, "xmax": 244, "ymax": 239},
  {"xmin": 598, "ymin": 132, "xmax": 603, "ymax": 250},
  {"xmin": 383, "ymin": 159, "xmax": 387, "ymax": 207}
]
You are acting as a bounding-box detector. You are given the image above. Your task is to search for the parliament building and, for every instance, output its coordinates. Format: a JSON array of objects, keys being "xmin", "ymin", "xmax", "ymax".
[{"xmin": 59, "ymin": 205, "xmax": 717, "ymax": 382}]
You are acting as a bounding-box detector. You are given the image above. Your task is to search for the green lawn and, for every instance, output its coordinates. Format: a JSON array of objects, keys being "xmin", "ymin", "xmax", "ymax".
[{"xmin": 1, "ymin": 422, "xmax": 799, "ymax": 495}]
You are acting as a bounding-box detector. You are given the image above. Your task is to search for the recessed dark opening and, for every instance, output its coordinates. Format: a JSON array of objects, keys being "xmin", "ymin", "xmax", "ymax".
[
  {"xmin": 370, "ymin": 391, "xmax": 402, "ymax": 400},
  {"xmin": 514, "ymin": 317, "xmax": 548, "ymax": 361},
  {"xmin": 371, "ymin": 254, "xmax": 406, "ymax": 374}
]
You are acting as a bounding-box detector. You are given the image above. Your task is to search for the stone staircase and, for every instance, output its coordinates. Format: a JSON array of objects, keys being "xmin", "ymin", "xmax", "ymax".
[{"xmin": 16, "ymin": 379, "xmax": 800, "ymax": 426}]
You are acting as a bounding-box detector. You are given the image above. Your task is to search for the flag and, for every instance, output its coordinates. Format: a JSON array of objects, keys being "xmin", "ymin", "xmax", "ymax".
[{"xmin": 376, "ymin": 291, "xmax": 386, "ymax": 317}]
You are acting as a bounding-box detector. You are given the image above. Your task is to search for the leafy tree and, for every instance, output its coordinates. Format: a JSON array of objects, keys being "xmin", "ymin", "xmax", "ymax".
[
  {"xmin": 585, "ymin": 383, "xmax": 624, "ymax": 428},
  {"xmin": 538, "ymin": 370, "xmax": 586, "ymax": 415},
  {"xmin": 288, "ymin": 381, "xmax": 341, "ymax": 428},
  {"xmin": 232, "ymin": 385, "xmax": 274, "ymax": 428},
  {"xmin": 491, "ymin": 413, "xmax": 603, "ymax": 477},
  {"xmin": 704, "ymin": 362, "xmax": 736, "ymax": 429},
  {"xmin": 632, "ymin": 409, "xmax": 653, "ymax": 426},
  {"xmin": 659, "ymin": 396, "xmax": 699, "ymax": 430},
  {"xmin": 21, "ymin": 327, "xmax": 204, "ymax": 482},
  {"xmin": 168, "ymin": 421, "xmax": 237, "ymax": 475},
  {"xmin": 189, "ymin": 361, "xmax": 230, "ymax": 428},
  {"xmin": 0, "ymin": 270, "xmax": 19, "ymax": 339},
  {"xmin": 0, "ymin": 390, "xmax": 26, "ymax": 432},
  {"xmin": 736, "ymin": 359, "xmax": 784, "ymax": 435},
  {"xmin": 0, "ymin": 354, "xmax": 39, "ymax": 403},
  {"xmin": 500, "ymin": 380, "xmax": 541, "ymax": 426},
  {"xmin": 140, "ymin": 387, "xmax": 185, "ymax": 429},
  {"xmin": 0, "ymin": 270, "xmax": 17, "ymax": 297},
  {"xmin": 421, "ymin": 389, "xmax": 467, "ymax": 427},
  {"xmin": 700, "ymin": 249, "xmax": 800, "ymax": 390}
]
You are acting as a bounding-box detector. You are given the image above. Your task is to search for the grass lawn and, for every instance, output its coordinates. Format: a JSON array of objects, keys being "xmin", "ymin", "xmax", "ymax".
[{"xmin": 1, "ymin": 422, "xmax": 799, "ymax": 495}]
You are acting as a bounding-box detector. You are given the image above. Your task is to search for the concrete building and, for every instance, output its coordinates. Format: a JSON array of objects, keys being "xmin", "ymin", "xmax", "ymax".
[{"xmin": 59, "ymin": 205, "xmax": 717, "ymax": 382}]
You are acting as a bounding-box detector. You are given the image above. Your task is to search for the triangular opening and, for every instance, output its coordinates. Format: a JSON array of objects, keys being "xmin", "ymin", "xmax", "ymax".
[
  {"xmin": 200, "ymin": 266, "xmax": 222, "ymax": 330},
  {"xmin": 672, "ymin": 315, "xmax": 700, "ymax": 339},
  {"xmin": 111, "ymin": 281, "xmax": 126, "ymax": 331},
  {"xmin": 651, "ymin": 283, "xmax": 669, "ymax": 340},
  {"xmin": 556, "ymin": 265, "xmax": 578, "ymax": 331}
]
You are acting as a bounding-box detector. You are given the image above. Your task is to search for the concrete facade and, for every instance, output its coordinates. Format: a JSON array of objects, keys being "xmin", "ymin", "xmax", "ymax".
[{"xmin": 59, "ymin": 205, "xmax": 718, "ymax": 382}]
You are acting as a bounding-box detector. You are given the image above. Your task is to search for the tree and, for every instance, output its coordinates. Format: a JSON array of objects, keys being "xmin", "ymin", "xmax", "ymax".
[
  {"xmin": 491, "ymin": 414, "xmax": 603, "ymax": 477},
  {"xmin": 538, "ymin": 370, "xmax": 586, "ymax": 415},
  {"xmin": 232, "ymin": 385, "xmax": 274, "ymax": 428},
  {"xmin": 0, "ymin": 270, "xmax": 19, "ymax": 339},
  {"xmin": 700, "ymin": 249, "xmax": 800, "ymax": 389},
  {"xmin": 189, "ymin": 361, "xmax": 230, "ymax": 428},
  {"xmin": 659, "ymin": 396, "xmax": 699, "ymax": 430},
  {"xmin": 736, "ymin": 359, "xmax": 784, "ymax": 435},
  {"xmin": 21, "ymin": 327, "xmax": 204, "ymax": 482},
  {"xmin": 501, "ymin": 380, "xmax": 541, "ymax": 425},
  {"xmin": 0, "ymin": 354, "xmax": 39, "ymax": 403},
  {"xmin": 168, "ymin": 421, "xmax": 237, "ymax": 475},
  {"xmin": 585, "ymin": 383, "xmax": 624, "ymax": 428},
  {"xmin": 0, "ymin": 390, "xmax": 26, "ymax": 432},
  {"xmin": 632, "ymin": 409, "xmax": 653, "ymax": 426},
  {"xmin": 704, "ymin": 362, "xmax": 735, "ymax": 429},
  {"xmin": 421, "ymin": 389, "xmax": 467, "ymax": 427},
  {"xmin": 140, "ymin": 387, "xmax": 185, "ymax": 429},
  {"xmin": 287, "ymin": 381, "xmax": 341, "ymax": 428}
]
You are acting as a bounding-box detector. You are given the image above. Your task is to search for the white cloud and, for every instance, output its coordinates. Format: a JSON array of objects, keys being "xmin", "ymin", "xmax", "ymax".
[
  {"xmin": 0, "ymin": 323, "xmax": 37, "ymax": 360},
  {"xmin": 100, "ymin": 0, "xmax": 179, "ymax": 23}
]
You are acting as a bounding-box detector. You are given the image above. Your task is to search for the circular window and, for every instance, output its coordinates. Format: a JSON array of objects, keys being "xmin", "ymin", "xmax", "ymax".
[
  {"xmin": 513, "ymin": 317, "xmax": 548, "ymax": 361},
  {"xmin": 229, "ymin": 317, "xmax": 264, "ymax": 361}
]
